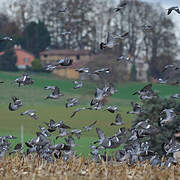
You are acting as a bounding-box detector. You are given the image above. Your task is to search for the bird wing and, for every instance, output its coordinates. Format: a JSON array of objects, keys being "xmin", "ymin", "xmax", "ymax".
[
  {"xmin": 50, "ymin": 119, "xmax": 56, "ymax": 126},
  {"xmin": 140, "ymin": 83, "xmax": 152, "ymax": 92},
  {"xmin": 88, "ymin": 121, "xmax": 97, "ymax": 128},
  {"xmin": 96, "ymin": 128, "xmax": 105, "ymax": 139},
  {"xmin": 120, "ymin": 2, "xmax": 127, "ymax": 8},
  {"xmin": 73, "ymin": 81, "xmax": 78, "ymax": 85},
  {"xmin": 52, "ymin": 86, "xmax": 60, "ymax": 95},
  {"xmin": 167, "ymin": 9, "xmax": 173, "ymax": 15},
  {"xmin": 115, "ymin": 113, "xmax": 122, "ymax": 123},
  {"xmin": 95, "ymin": 88, "xmax": 104, "ymax": 98},
  {"xmin": 175, "ymin": 8, "xmax": 180, "ymax": 14},
  {"xmin": 12, "ymin": 96, "xmax": 18, "ymax": 103},
  {"xmin": 70, "ymin": 108, "xmax": 82, "ymax": 118},
  {"xmin": 121, "ymin": 32, "xmax": 129, "ymax": 38}
]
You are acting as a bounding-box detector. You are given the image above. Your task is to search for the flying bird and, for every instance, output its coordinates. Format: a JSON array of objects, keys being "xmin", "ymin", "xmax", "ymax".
[
  {"xmin": 113, "ymin": 2, "xmax": 127, "ymax": 12},
  {"xmin": 100, "ymin": 32, "xmax": 128, "ymax": 50},
  {"xmin": 167, "ymin": 6, "xmax": 180, "ymax": 15},
  {"xmin": 75, "ymin": 67, "xmax": 89, "ymax": 73},
  {"xmin": 57, "ymin": 57, "xmax": 73, "ymax": 66},
  {"xmin": 45, "ymin": 86, "xmax": 64, "ymax": 99},
  {"xmin": 9, "ymin": 96, "xmax": 23, "ymax": 111},
  {"xmin": 83, "ymin": 121, "xmax": 97, "ymax": 131},
  {"xmin": 73, "ymin": 80, "xmax": 83, "ymax": 89},
  {"xmin": 127, "ymin": 101, "xmax": 141, "ymax": 115},
  {"xmin": 66, "ymin": 97, "xmax": 79, "ymax": 108},
  {"xmin": 132, "ymin": 83, "xmax": 153, "ymax": 96},
  {"xmin": 117, "ymin": 55, "xmax": 134, "ymax": 63},
  {"xmin": 21, "ymin": 110, "xmax": 38, "ymax": 120},
  {"xmin": 159, "ymin": 109, "xmax": 176, "ymax": 126},
  {"xmin": 105, "ymin": 106, "xmax": 120, "ymax": 113},
  {"xmin": 110, "ymin": 113, "xmax": 124, "ymax": 126},
  {"xmin": 70, "ymin": 107, "xmax": 87, "ymax": 118}
]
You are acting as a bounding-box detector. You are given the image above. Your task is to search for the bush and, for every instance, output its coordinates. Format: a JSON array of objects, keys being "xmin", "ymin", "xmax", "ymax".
[{"xmin": 31, "ymin": 58, "xmax": 43, "ymax": 72}]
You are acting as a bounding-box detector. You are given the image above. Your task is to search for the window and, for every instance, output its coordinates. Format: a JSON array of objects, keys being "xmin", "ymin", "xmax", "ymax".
[
  {"xmin": 24, "ymin": 57, "xmax": 29, "ymax": 63},
  {"xmin": 76, "ymin": 54, "xmax": 80, "ymax": 60},
  {"xmin": 44, "ymin": 54, "xmax": 48, "ymax": 58}
]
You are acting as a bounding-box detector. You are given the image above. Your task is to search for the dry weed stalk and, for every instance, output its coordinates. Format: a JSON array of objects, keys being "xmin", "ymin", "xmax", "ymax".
[{"xmin": 0, "ymin": 155, "xmax": 179, "ymax": 179}]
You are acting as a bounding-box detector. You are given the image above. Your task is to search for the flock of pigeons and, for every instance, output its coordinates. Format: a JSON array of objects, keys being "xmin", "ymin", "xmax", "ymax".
[{"xmin": 0, "ymin": 1, "xmax": 180, "ymax": 167}]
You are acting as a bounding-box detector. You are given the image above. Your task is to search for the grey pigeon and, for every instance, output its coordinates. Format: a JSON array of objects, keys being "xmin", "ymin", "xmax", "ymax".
[
  {"xmin": 9, "ymin": 96, "xmax": 23, "ymax": 111},
  {"xmin": 21, "ymin": 110, "xmax": 38, "ymax": 120},
  {"xmin": 110, "ymin": 113, "xmax": 124, "ymax": 126}
]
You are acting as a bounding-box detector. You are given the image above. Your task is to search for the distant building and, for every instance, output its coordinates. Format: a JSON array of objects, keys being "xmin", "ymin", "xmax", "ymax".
[
  {"xmin": 40, "ymin": 49, "xmax": 91, "ymax": 79},
  {"xmin": 0, "ymin": 45, "xmax": 35, "ymax": 69},
  {"xmin": 14, "ymin": 45, "xmax": 35, "ymax": 69}
]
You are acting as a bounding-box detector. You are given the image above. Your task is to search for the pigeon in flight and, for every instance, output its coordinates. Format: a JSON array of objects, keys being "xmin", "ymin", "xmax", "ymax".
[
  {"xmin": 83, "ymin": 121, "xmax": 97, "ymax": 131},
  {"xmin": 70, "ymin": 107, "xmax": 87, "ymax": 118},
  {"xmin": 105, "ymin": 105, "xmax": 120, "ymax": 113},
  {"xmin": 9, "ymin": 143, "xmax": 23, "ymax": 155},
  {"xmin": 9, "ymin": 96, "xmax": 23, "ymax": 111},
  {"xmin": 45, "ymin": 86, "xmax": 64, "ymax": 99},
  {"xmin": 110, "ymin": 113, "xmax": 124, "ymax": 126},
  {"xmin": 167, "ymin": 6, "xmax": 180, "ymax": 15},
  {"xmin": 159, "ymin": 108, "xmax": 176, "ymax": 126},
  {"xmin": 73, "ymin": 80, "xmax": 83, "ymax": 89},
  {"xmin": 0, "ymin": 36, "xmax": 14, "ymax": 42},
  {"xmin": 127, "ymin": 101, "xmax": 141, "ymax": 115},
  {"xmin": 171, "ymin": 94, "xmax": 180, "ymax": 99},
  {"xmin": 100, "ymin": 32, "xmax": 128, "ymax": 50},
  {"xmin": 113, "ymin": 2, "xmax": 127, "ymax": 12},
  {"xmin": 57, "ymin": 7, "xmax": 68, "ymax": 13},
  {"xmin": 57, "ymin": 57, "xmax": 73, "ymax": 66},
  {"xmin": 75, "ymin": 67, "xmax": 89, "ymax": 73},
  {"xmin": 117, "ymin": 55, "xmax": 134, "ymax": 63},
  {"xmin": 66, "ymin": 97, "xmax": 80, "ymax": 108},
  {"xmin": 45, "ymin": 64, "xmax": 57, "ymax": 71},
  {"xmin": 21, "ymin": 110, "xmax": 38, "ymax": 120}
]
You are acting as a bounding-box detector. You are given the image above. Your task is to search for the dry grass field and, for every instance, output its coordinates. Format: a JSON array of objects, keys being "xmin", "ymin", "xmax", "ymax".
[{"xmin": 0, "ymin": 155, "xmax": 179, "ymax": 180}]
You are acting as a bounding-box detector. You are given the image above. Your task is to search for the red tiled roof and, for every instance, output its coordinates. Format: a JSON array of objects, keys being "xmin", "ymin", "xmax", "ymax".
[{"xmin": 40, "ymin": 49, "xmax": 90, "ymax": 56}]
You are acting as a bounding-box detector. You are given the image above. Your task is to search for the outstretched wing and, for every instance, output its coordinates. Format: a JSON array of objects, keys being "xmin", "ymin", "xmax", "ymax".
[{"xmin": 96, "ymin": 128, "xmax": 105, "ymax": 140}]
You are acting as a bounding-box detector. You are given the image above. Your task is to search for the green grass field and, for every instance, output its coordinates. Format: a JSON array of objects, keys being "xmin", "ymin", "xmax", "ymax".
[{"xmin": 0, "ymin": 71, "xmax": 180, "ymax": 156}]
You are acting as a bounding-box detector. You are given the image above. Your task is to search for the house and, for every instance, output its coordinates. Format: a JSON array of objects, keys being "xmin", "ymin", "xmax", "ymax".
[
  {"xmin": 0, "ymin": 45, "xmax": 35, "ymax": 69},
  {"xmin": 40, "ymin": 49, "xmax": 91, "ymax": 79}
]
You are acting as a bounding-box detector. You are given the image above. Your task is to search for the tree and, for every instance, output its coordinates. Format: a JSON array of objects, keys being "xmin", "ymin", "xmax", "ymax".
[
  {"xmin": 40, "ymin": 0, "xmax": 96, "ymax": 49},
  {"xmin": 0, "ymin": 45, "xmax": 17, "ymax": 71},
  {"xmin": 31, "ymin": 58, "xmax": 43, "ymax": 72},
  {"xmin": 22, "ymin": 21, "xmax": 51, "ymax": 57},
  {"xmin": 132, "ymin": 94, "xmax": 180, "ymax": 156}
]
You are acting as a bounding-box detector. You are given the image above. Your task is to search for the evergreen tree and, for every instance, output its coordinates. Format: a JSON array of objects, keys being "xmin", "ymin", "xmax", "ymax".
[
  {"xmin": 31, "ymin": 58, "xmax": 43, "ymax": 72},
  {"xmin": 22, "ymin": 21, "xmax": 50, "ymax": 57},
  {"xmin": 131, "ymin": 93, "xmax": 180, "ymax": 156},
  {"xmin": 0, "ymin": 45, "xmax": 17, "ymax": 71}
]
